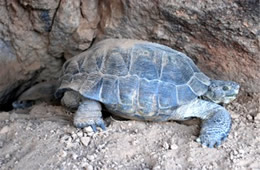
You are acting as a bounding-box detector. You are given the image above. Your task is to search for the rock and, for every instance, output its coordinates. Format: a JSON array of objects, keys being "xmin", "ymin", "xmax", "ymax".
[
  {"xmin": 77, "ymin": 131, "xmax": 84, "ymax": 138},
  {"xmin": 60, "ymin": 134, "xmax": 72, "ymax": 143},
  {"xmin": 99, "ymin": 0, "xmax": 260, "ymax": 93},
  {"xmin": 246, "ymin": 114, "xmax": 253, "ymax": 121},
  {"xmin": 83, "ymin": 126, "xmax": 94, "ymax": 136},
  {"xmin": 85, "ymin": 164, "xmax": 94, "ymax": 170},
  {"xmin": 255, "ymin": 113, "xmax": 260, "ymax": 121},
  {"xmin": 86, "ymin": 155, "xmax": 95, "ymax": 162},
  {"xmin": 80, "ymin": 136, "xmax": 91, "ymax": 147},
  {"xmin": 71, "ymin": 153, "xmax": 78, "ymax": 160},
  {"xmin": 0, "ymin": 126, "xmax": 10, "ymax": 134},
  {"xmin": 0, "ymin": 140, "xmax": 4, "ymax": 148},
  {"xmin": 170, "ymin": 143, "xmax": 179, "ymax": 150},
  {"xmin": 162, "ymin": 142, "xmax": 170, "ymax": 150},
  {"xmin": 0, "ymin": 0, "xmax": 259, "ymax": 108},
  {"xmin": 60, "ymin": 150, "xmax": 67, "ymax": 158}
]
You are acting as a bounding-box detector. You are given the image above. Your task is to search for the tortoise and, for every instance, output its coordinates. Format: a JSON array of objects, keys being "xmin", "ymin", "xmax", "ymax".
[{"xmin": 15, "ymin": 39, "xmax": 240, "ymax": 147}]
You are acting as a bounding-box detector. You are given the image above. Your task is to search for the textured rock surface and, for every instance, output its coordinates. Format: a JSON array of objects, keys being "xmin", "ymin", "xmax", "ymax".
[
  {"xmin": 0, "ymin": 0, "xmax": 259, "ymax": 109},
  {"xmin": 98, "ymin": 0, "xmax": 260, "ymax": 93}
]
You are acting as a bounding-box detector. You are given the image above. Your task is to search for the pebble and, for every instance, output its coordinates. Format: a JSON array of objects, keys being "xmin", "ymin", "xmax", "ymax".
[
  {"xmin": 5, "ymin": 154, "xmax": 10, "ymax": 159},
  {"xmin": 83, "ymin": 127, "xmax": 94, "ymax": 136},
  {"xmin": 163, "ymin": 142, "xmax": 169, "ymax": 150},
  {"xmin": 60, "ymin": 150, "xmax": 67, "ymax": 157},
  {"xmin": 87, "ymin": 155, "xmax": 95, "ymax": 161},
  {"xmin": 80, "ymin": 136, "xmax": 91, "ymax": 147},
  {"xmin": 254, "ymin": 113, "xmax": 260, "ymax": 121},
  {"xmin": 83, "ymin": 127, "xmax": 94, "ymax": 133},
  {"xmin": 85, "ymin": 164, "xmax": 94, "ymax": 170},
  {"xmin": 170, "ymin": 143, "xmax": 178, "ymax": 150},
  {"xmin": 75, "ymin": 138, "xmax": 80, "ymax": 143},
  {"xmin": 77, "ymin": 131, "xmax": 84, "ymax": 137},
  {"xmin": 0, "ymin": 140, "xmax": 4, "ymax": 148},
  {"xmin": 0, "ymin": 126, "xmax": 10, "ymax": 134},
  {"xmin": 238, "ymin": 149, "xmax": 245, "ymax": 154},
  {"xmin": 231, "ymin": 113, "xmax": 239, "ymax": 119},
  {"xmin": 71, "ymin": 132, "xmax": 78, "ymax": 140},
  {"xmin": 60, "ymin": 134, "xmax": 72, "ymax": 143},
  {"xmin": 246, "ymin": 114, "xmax": 253, "ymax": 121},
  {"xmin": 153, "ymin": 165, "xmax": 161, "ymax": 170},
  {"xmin": 72, "ymin": 153, "xmax": 78, "ymax": 160}
]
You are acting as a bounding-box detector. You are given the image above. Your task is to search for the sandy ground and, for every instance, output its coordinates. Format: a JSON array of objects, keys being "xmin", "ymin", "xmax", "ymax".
[{"xmin": 0, "ymin": 92, "xmax": 259, "ymax": 170}]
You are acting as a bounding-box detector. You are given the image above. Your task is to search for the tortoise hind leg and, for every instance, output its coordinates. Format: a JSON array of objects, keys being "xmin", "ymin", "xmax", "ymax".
[{"xmin": 74, "ymin": 99, "xmax": 106, "ymax": 131}]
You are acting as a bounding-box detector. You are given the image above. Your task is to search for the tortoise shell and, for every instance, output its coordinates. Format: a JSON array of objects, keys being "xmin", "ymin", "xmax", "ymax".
[{"xmin": 56, "ymin": 39, "xmax": 210, "ymax": 117}]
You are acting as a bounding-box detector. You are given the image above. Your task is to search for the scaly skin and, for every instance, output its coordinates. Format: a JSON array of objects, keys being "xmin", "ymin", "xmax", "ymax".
[
  {"xmin": 168, "ymin": 99, "xmax": 231, "ymax": 147},
  {"xmin": 72, "ymin": 98, "xmax": 105, "ymax": 131}
]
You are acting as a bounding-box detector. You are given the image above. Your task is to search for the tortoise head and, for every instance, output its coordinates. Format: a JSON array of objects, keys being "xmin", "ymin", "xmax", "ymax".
[
  {"xmin": 204, "ymin": 80, "xmax": 240, "ymax": 104},
  {"xmin": 12, "ymin": 100, "xmax": 34, "ymax": 109}
]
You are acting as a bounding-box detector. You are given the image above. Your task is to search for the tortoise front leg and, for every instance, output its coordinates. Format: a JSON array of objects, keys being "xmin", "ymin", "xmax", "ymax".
[
  {"xmin": 170, "ymin": 99, "xmax": 232, "ymax": 148},
  {"xmin": 74, "ymin": 99, "xmax": 106, "ymax": 131},
  {"xmin": 196, "ymin": 107, "xmax": 231, "ymax": 147}
]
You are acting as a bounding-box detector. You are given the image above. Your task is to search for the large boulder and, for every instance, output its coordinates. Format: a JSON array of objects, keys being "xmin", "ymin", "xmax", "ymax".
[{"xmin": 0, "ymin": 0, "xmax": 259, "ymax": 109}]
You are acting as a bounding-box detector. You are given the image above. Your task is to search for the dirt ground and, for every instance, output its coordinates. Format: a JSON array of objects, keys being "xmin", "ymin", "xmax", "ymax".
[{"xmin": 0, "ymin": 92, "xmax": 259, "ymax": 170}]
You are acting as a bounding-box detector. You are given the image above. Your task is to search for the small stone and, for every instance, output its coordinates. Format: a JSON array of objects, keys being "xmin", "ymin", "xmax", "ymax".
[
  {"xmin": 60, "ymin": 134, "xmax": 72, "ymax": 143},
  {"xmin": 0, "ymin": 126, "xmax": 10, "ymax": 134},
  {"xmin": 80, "ymin": 136, "xmax": 91, "ymax": 147},
  {"xmin": 254, "ymin": 113, "xmax": 260, "ymax": 121},
  {"xmin": 153, "ymin": 165, "xmax": 161, "ymax": 170},
  {"xmin": 83, "ymin": 127, "xmax": 94, "ymax": 133},
  {"xmin": 231, "ymin": 113, "xmax": 239, "ymax": 119},
  {"xmin": 87, "ymin": 155, "xmax": 95, "ymax": 161},
  {"xmin": 170, "ymin": 143, "xmax": 178, "ymax": 150},
  {"xmin": 77, "ymin": 131, "xmax": 84, "ymax": 137},
  {"xmin": 85, "ymin": 164, "xmax": 93, "ymax": 170},
  {"xmin": 60, "ymin": 150, "xmax": 67, "ymax": 157},
  {"xmin": 72, "ymin": 153, "xmax": 78, "ymax": 160},
  {"xmin": 246, "ymin": 114, "xmax": 253, "ymax": 121},
  {"xmin": 163, "ymin": 142, "xmax": 169, "ymax": 150},
  {"xmin": 5, "ymin": 154, "xmax": 10, "ymax": 159},
  {"xmin": 0, "ymin": 140, "xmax": 4, "ymax": 148},
  {"xmin": 75, "ymin": 138, "xmax": 80, "ymax": 143},
  {"xmin": 71, "ymin": 132, "xmax": 78, "ymax": 140},
  {"xmin": 238, "ymin": 149, "xmax": 245, "ymax": 154}
]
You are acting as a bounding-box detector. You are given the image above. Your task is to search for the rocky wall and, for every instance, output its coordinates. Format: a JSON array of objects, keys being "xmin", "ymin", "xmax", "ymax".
[{"xmin": 0, "ymin": 0, "xmax": 259, "ymax": 109}]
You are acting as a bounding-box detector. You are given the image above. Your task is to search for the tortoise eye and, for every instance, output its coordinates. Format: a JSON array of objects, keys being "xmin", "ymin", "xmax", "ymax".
[{"xmin": 222, "ymin": 86, "xmax": 229, "ymax": 91}]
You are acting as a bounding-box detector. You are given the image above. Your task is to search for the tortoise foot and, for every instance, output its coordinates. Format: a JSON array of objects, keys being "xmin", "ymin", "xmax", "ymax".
[
  {"xmin": 197, "ymin": 109, "xmax": 231, "ymax": 148},
  {"xmin": 73, "ymin": 111, "xmax": 106, "ymax": 132}
]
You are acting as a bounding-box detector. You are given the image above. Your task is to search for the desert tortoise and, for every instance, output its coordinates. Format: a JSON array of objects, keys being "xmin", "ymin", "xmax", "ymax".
[{"xmin": 16, "ymin": 39, "xmax": 240, "ymax": 148}]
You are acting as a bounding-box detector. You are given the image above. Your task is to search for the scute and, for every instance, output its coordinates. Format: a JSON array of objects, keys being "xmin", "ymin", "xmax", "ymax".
[
  {"xmin": 138, "ymin": 79, "xmax": 159, "ymax": 115},
  {"xmin": 81, "ymin": 76, "xmax": 103, "ymax": 101},
  {"xmin": 80, "ymin": 52, "xmax": 100, "ymax": 74},
  {"xmin": 161, "ymin": 53, "xmax": 194, "ymax": 85},
  {"xmin": 100, "ymin": 76, "xmax": 119, "ymax": 104},
  {"xmin": 158, "ymin": 82, "xmax": 178, "ymax": 109},
  {"xmin": 130, "ymin": 45, "xmax": 162, "ymax": 80},
  {"xmin": 188, "ymin": 76, "xmax": 208, "ymax": 96},
  {"xmin": 177, "ymin": 85, "xmax": 197, "ymax": 105},
  {"xmin": 118, "ymin": 76, "xmax": 139, "ymax": 105},
  {"xmin": 101, "ymin": 48, "xmax": 129, "ymax": 76},
  {"xmin": 194, "ymin": 72, "xmax": 211, "ymax": 86}
]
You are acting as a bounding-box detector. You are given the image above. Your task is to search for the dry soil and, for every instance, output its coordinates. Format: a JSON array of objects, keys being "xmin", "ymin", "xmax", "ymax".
[{"xmin": 0, "ymin": 92, "xmax": 259, "ymax": 170}]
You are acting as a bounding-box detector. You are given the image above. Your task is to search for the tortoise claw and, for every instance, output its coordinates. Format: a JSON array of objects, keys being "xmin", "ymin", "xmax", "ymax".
[{"xmin": 74, "ymin": 116, "xmax": 106, "ymax": 132}]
